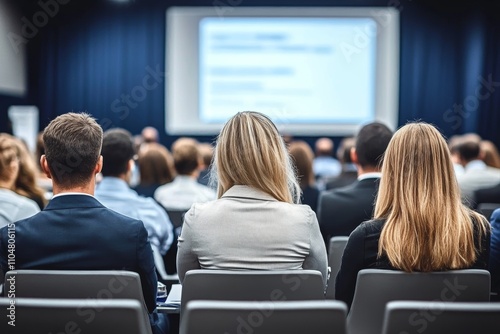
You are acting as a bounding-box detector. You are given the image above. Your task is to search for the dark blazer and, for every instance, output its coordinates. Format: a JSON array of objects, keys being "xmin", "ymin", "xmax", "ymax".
[
  {"xmin": 301, "ymin": 185, "xmax": 320, "ymax": 214},
  {"xmin": 474, "ymin": 182, "xmax": 500, "ymax": 208},
  {"xmin": 0, "ymin": 194, "xmax": 158, "ymax": 313},
  {"xmin": 318, "ymin": 177, "xmax": 380, "ymax": 243},
  {"xmin": 336, "ymin": 218, "xmax": 490, "ymax": 308},
  {"xmin": 325, "ymin": 170, "xmax": 358, "ymax": 190}
]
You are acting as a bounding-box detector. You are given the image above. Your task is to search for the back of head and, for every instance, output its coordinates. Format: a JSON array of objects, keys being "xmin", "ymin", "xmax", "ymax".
[
  {"xmin": 101, "ymin": 128, "xmax": 135, "ymax": 177},
  {"xmin": 315, "ymin": 137, "xmax": 334, "ymax": 157},
  {"xmin": 337, "ymin": 137, "xmax": 355, "ymax": 164},
  {"xmin": 355, "ymin": 122, "xmax": 393, "ymax": 168},
  {"xmin": 457, "ymin": 140, "xmax": 481, "ymax": 163},
  {"xmin": 10, "ymin": 136, "xmax": 46, "ymax": 203},
  {"xmin": 481, "ymin": 140, "xmax": 500, "ymax": 169},
  {"xmin": 375, "ymin": 122, "xmax": 488, "ymax": 272},
  {"xmin": 288, "ymin": 141, "xmax": 315, "ymax": 189},
  {"xmin": 138, "ymin": 143, "xmax": 175, "ymax": 185},
  {"xmin": 213, "ymin": 111, "xmax": 301, "ymax": 204},
  {"xmin": 0, "ymin": 134, "xmax": 20, "ymax": 183},
  {"xmin": 141, "ymin": 126, "xmax": 159, "ymax": 144},
  {"xmin": 198, "ymin": 143, "xmax": 214, "ymax": 168},
  {"xmin": 171, "ymin": 138, "xmax": 200, "ymax": 176},
  {"xmin": 42, "ymin": 113, "xmax": 103, "ymax": 188}
]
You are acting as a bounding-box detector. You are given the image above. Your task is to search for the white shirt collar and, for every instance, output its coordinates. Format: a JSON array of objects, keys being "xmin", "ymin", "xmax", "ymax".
[
  {"xmin": 357, "ymin": 172, "xmax": 382, "ymax": 181},
  {"xmin": 51, "ymin": 192, "xmax": 95, "ymax": 199}
]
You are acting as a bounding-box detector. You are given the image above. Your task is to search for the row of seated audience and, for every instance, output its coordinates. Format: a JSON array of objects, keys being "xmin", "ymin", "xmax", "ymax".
[{"xmin": 1, "ymin": 111, "xmax": 500, "ymax": 333}]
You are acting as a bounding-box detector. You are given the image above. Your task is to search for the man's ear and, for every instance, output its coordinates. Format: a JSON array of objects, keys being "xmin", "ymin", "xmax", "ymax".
[
  {"xmin": 40, "ymin": 155, "xmax": 52, "ymax": 179},
  {"xmin": 350, "ymin": 147, "xmax": 359, "ymax": 165},
  {"xmin": 94, "ymin": 155, "xmax": 103, "ymax": 174}
]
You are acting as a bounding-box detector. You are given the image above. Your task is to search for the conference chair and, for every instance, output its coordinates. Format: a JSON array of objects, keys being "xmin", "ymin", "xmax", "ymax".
[
  {"xmin": 4, "ymin": 269, "xmax": 153, "ymax": 334},
  {"xmin": 180, "ymin": 269, "xmax": 325, "ymax": 317},
  {"xmin": 325, "ymin": 236, "xmax": 349, "ymax": 299},
  {"xmin": 180, "ymin": 300, "xmax": 347, "ymax": 334},
  {"xmin": 477, "ymin": 202, "xmax": 500, "ymax": 219},
  {"xmin": 382, "ymin": 301, "xmax": 500, "ymax": 334},
  {"xmin": 347, "ymin": 269, "xmax": 490, "ymax": 334},
  {"xmin": 0, "ymin": 297, "xmax": 150, "ymax": 333}
]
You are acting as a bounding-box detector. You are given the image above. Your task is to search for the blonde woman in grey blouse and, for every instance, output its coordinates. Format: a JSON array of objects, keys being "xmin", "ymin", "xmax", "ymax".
[{"xmin": 176, "ymin": 112, "xmax": 328, "ymax": 286}]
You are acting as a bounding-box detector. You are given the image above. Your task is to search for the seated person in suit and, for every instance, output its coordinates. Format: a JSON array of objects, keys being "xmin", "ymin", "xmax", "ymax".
[
  {"xmin": 95, "ymin": 129, "xmax": 174, "ymax": 264},
  {"xmin": 0, "ymin": 113, "xmax": 168, "ymax": 334},
  {"xmin": 325, "ymin": 137, "xmax": 358, "ymax": 191},
  {"xmin": 0, "ymin": 134, "xmax": 39, "ymax": 227},
  {"xmin": 336, "ymin": 122, "xmax": 491, "ymax": 309},
  {"xmin": 154, "ymin": 138, "xmax": 216, "ymax": 211},
  {"xmin": 318, "ymin": 122, "xmax": 393, "ymax": 243},
  {"xmin": 176, "ymin": 111, "xmax": 328, "ymax": 286},
  {"xmin": 456, "ymin": 140, "xmax": 500, "ymax": 204},
  {"xmin": 197, "ymin": 142, "xmax": 214, "ymax": 187},
  {"xmin": 288, "ymin": 140, "xmax": 320, "ymax": 213}
]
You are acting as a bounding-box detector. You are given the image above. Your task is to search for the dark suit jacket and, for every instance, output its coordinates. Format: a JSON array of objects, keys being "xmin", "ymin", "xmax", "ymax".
[
  {"xmin": 336, "ymin": 218, "xmax": 490, "ymax": 308},
  {"xmin": 318, "ymin": 177, "xmax": 379, "ymax": 243},
  {"xmin": 474, "ymin": 183, "xmax": 500, "ymax": 208},
  {"xmin": 0, "ymin": 194, "xmax": 158, "ymax": 313},
  {"xmin": 325, "ymin": 171, "xmax": 358, "ymax": 190}
]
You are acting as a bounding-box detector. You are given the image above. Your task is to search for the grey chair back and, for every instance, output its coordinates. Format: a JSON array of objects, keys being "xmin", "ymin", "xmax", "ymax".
[
  {"xmin": 0, "ymin": 297, "xmax": 150, "ymax": 333},
  {"xmin": 181, "ymin": 300, "xmax": 347, "ymax": 334},
  {"xmin": 326, "ymin": 236, "xmax": 349, "ymax": 299},
  {"xmin": 181, "ymin": 269, "xmax": 325, "ymax": 316},
  {"xmin": 4, "ymin": 270, "xmax": 153, "ymax": 334},
  {"xmin": 348, "ymin": 269, "xmax": 490, "ymax": 334},
  {"xmin": 382, "ymin": 301, "xmax": 500, "ymax": 334}
]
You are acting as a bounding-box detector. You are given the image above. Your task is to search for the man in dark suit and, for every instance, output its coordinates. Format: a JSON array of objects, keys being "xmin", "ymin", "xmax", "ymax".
[
  {"xmin": 318, "ymin": 122, "xmax": 393, "ymax": 244},
  {"xmin": 0, "ymin": 113, "xmax": 167, "ymax": 334}
]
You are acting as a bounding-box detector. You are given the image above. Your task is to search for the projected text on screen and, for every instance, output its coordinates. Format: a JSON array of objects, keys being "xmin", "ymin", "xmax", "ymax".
[{"xmin": 199, "ymin": 18, "xmax": 377, "ymax": 124}]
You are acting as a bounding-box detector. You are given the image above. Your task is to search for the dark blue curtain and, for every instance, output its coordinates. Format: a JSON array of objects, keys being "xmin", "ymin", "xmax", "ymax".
[{"xmin": 20, "ymin": 0, "xmax": 500, "ymax": 147}]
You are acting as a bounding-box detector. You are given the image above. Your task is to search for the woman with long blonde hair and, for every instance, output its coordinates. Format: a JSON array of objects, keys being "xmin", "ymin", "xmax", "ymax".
[
  {"xmin": 336, "ymin": 122, "xmax": 490, "ymax": 307},
  {"xmin": 176, "ymin": 111, "xmax": 328, "ymax": 284}
]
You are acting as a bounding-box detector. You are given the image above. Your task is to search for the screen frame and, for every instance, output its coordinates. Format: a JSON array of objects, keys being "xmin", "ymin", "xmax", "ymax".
[{"xmin": 166, "ymin": 7, "xmax": 400, "ymax": 136}]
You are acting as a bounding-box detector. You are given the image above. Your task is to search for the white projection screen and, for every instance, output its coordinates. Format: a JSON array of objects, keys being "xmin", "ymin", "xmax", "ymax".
[{"xmin": 166, "ymin": 7, "xmax": 399, "ymax": 136}]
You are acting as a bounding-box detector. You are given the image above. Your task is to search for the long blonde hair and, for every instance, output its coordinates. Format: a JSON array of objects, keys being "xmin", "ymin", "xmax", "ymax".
[
  {"xmin": 212, "ymin": 111, "xmax": 301, "ymax": 203},
  {"xmin": 376, "ymin": 122, "xmax": 489, "ymax": 272}
]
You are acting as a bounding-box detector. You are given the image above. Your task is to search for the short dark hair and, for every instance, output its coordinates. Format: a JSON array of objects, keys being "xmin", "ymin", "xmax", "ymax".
[
  {"xmin": 42, "ymin": 113, "xmax": 103, "ymax": 188},
  {"xmin": 355, "ymin": 122, "xmax": 393, "ymax": 168},
  {"xmin": 457, "ymin": 141, "xmax": 481, "ymax": 162},
  {"xmin": 101, "ymin": 128, "xmax": 135, "ymax": 177},
  {"xmin": 173, "ymin": 141, "xmax": 200, "ymax": 175}
]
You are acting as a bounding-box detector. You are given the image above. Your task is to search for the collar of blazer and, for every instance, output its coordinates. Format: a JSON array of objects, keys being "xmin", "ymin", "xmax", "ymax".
[{"xmin": 221, "ymin": 185, "xmax": 279, "ymax": 202}]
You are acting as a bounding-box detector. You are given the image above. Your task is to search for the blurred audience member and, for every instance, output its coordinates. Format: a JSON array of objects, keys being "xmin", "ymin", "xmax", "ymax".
[
  {"xmin": 474, "ymin": 183, "xmax": 500, "ymax": 208},
  {"xmin": 176, "ymin": 112, "xmax": 327, "ymax": 285},
  {"xmin": 0, "ymin": 134, "xmax": 39, "ymax": 227},
  {"xmin": 481, "ymin": 140, "xmax": 500, "ymax": 169},
  {"xmin": 313, "ymin": 138, "xmax": 341, "ymax": 187},
  {"xmin": 10, "ymin": 135, "xmax": 47, "ymax": 209},
  {"xmin": 197, "ymin": 142, "xmax": 214, "ymax": 187},
  {"xmin": 289, "ymin": 140, "xmax": 319, "ymax": 213},
  {"xmin": 325, "ymin": 137, "xmax": 357, "ymax": 190},
  {"xmin": 134, "ymin": 143, "xmax": 175, "ymax": 198},
  {"xmin": 318, "ymin": 123, "xmax": 392, "ymax": 243},
  {"xmin": 489, "ymin": 208, "xmax": 500, "ymax": 300},
  {"xmin": 448, "ymin": 135, "xmax": 466, "ymax": 176},
  {"xmin": 155, "ymin": 137, "xmax": 216, "ymax": 210},
  {"xmin": 456, "ymin": 140, "xmax": 500, "ymax": 203},
  {"xmin": 95, "ymin": 129, "xmax": 173, "ymax": 257},
  {"xmin": 336, "ymin": 123, "xmax": 490, "ymax": 308},
  {"xmin": 142, "ymin": 126, "xmax": 159, "ymax": 144}
]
